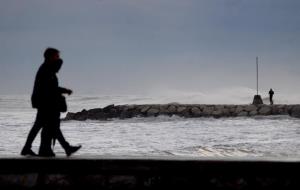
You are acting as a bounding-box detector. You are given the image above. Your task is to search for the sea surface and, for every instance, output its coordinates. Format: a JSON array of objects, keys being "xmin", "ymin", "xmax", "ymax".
[{"xmin": 0, "ymin": 94, "xmax": 300, "ymax": 159}]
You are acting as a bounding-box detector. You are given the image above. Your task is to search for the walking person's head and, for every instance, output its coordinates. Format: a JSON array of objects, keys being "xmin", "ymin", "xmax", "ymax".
[
  {"xmin": 53, "ymin": 59, "xmax": 63, "ymax": 73},
  {"xmin": 44, "ymin": 47, "xmax": 60, "ymax": 62},
  {"xmin": 43, "ymin": 47, "xmax": 63, "ymax": 73}
]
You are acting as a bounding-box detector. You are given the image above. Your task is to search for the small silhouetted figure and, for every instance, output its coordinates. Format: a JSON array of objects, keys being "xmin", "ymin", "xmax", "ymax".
[
  {"xmin": 269, "ymin": 88, "xmax": 274, "ymax": 105},
  {"xmin": 21, "ymin": 48, "xmax": 81, "ymax": 157}
]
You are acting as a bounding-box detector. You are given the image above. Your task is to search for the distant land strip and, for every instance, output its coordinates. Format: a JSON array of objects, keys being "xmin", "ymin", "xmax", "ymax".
[{"xmin": 64, "ymin": 104, "xmax": 300, "ymax": 121}]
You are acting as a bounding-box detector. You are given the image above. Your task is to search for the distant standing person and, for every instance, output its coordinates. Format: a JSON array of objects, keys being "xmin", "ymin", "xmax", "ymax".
[
  {"xmin": 269, "ymin": 88, "xmax": 274, "ymax": 105},
  {"xmin": 21, "ymin": 48, "xmax": 81, "ymax": 157}
]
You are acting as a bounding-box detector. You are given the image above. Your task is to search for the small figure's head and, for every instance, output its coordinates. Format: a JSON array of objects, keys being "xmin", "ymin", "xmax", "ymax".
[{"xmin": 44, "ymin": 47, "xmax": 60, "ymax": 62}]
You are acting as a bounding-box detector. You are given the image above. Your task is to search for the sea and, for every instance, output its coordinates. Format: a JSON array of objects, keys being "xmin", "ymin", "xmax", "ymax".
[{"xmin": 0, "ymin": 92, "xmax": 300, "ymax": 159}]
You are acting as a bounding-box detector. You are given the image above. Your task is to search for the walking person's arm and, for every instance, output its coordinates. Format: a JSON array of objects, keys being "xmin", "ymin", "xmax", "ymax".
[{"xmin": 58, "ymin": 87, "xmax": 72, "ymax": 95}]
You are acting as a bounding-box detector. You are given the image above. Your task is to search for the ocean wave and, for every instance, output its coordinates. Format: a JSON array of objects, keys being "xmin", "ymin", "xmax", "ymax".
[
  {"xmin": 184, "ymin": 145, "xmax": 264, "ymax": 157},
  {"xmin": 2, "ymin": 85, "xmax": 300, "ymax": 105},
  {"xmin": 75, "ymin": 97, "xmax": 102, "ymax": 101},
  {"xmin": 104, "ymin": 115, "xmax": 296, "ymax": 124}
]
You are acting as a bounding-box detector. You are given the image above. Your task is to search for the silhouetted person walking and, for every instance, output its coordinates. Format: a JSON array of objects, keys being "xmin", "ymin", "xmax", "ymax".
[
  {"xmin": 269, "ymin": 88, "xmax": 274, "ymax": 105},
  {"xmin": 21, "ymin": 48, "xmax": 81, "ymax": 157}
]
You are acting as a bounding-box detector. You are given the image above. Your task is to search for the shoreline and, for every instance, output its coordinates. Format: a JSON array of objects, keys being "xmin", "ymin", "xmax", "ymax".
[{"xmin": 64, "ymin": 104, "xmax": 300, "ymax": 121}]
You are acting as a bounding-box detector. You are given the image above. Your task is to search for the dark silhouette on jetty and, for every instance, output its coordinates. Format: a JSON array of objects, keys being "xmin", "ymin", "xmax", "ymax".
[{"xmin": 269, "ymin": 88, "xmax": 275, "ymax": 105}]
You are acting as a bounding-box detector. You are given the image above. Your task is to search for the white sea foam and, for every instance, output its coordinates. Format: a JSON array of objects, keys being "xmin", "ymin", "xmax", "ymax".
[{"xmin": 0, "ymin": 91, "xmax": 300, "ymax": 158}]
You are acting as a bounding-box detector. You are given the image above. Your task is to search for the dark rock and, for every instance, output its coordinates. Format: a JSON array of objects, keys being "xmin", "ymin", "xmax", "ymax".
[
  {"xmin": 290, "ymin": 105, "xmax": 300, "ymax": 118},
  {"xmin": 215, "ymin": 105, "xmax": 224, "ymax": 111},
  {"xmin": 120, "ymin": 111, "xmax": 133, "ymax": 119},
  {"xmin": 168, "ymin": 105, "xmax": 177, "ymax": 113},
  {"xmin": 271, "ymin": 106, "xmax": 280, "ymax": 115},
  {"xmin": 222, "ymin": 108, "xmax": 230, "ymax": 117},
  {"xmin": 182, "ymin": 108, "xmax": 191, "ymax": 118},
  {"xmin": 147, "ymin": 108, "xmax": 160, "ymax": 117},
  {"xmin": 287, "ymin": 105, "xmax": 295, "ymax": 115},
  {"xmin": 212, "ymin": 110, "xmax": 223, "ymax": 118},
  {"xmin": 91, "ymin": 112, "xmax": 107, "ymax": 120},
  {"xmin": 103, "ymin": 104, "xmax": 115, "ymax": 113},
  {"xmin": 245, "ymin": 105, "xmax": 257, "ymax": 112},
  {"xmin": 177, "ymin": 106, "xmax": 187, "ymax": 113},
  {"xmin": 159, "ymin": 105, "xmax": 170, "ymax": 115},
  {"xmin": 228, "ymin": 105, "xmax": 237, "ymax": 115},
  {"xmin": 65, "ymin": 112, "xmax": 75, "ymax": 120},
  {"xmin": 202, "ymin": 106, "xmax": 214, "ymax": 116},
  {"xmin": 236, "ymin": 106, "xmax": 245, "ymax": 113},
  {"xmin": 191, "ymin": 107, "xmax": 201, "ymax": 117},
  {"xmin": 238, "ymin": 111, "xmax": 248, "ymax": 117},
  {"xmin": 249, "ymin": 110, "xmax": 258, "ymax": 116},
  {"xmin": 258, "ymin": 106, "xmax": 272, "ymax": 115},
  {"xmin": 88, "ymin": 108, "xmax": 103, "ymax": 114},
  {"xmin": 75, "ymin": 113, "xmax": 88, "ymax": 121},
  {"xmin": 140, "ymin": 106, "xmax": 151, "ymax": 114},
  {"xmin": 106, "ymin": 108, "xmax": 118, "ymax": 118}
]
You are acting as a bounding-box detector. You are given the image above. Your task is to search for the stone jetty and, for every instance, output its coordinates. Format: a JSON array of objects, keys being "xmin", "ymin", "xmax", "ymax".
[{"xmin": 64, "ymin": 104, "xmax": 300, "ymax": 121}]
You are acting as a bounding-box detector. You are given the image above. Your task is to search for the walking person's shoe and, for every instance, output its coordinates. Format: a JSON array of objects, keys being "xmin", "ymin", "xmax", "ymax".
[
  {"xmin": 65, "ymin": 145, "xmax": 81, "ymax": 157},
  {"xmin": 21, "ymin": 147, "xmax": 37, "ymax": 156}
]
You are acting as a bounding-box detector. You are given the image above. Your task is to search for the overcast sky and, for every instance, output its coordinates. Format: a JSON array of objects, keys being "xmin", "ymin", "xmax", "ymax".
[{"xmin": 0, "ymin": 0, "xmax": 299, "ymax": 95}]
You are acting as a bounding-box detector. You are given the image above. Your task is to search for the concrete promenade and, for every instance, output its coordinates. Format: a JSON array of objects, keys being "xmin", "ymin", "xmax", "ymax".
[{"xmin": 0, "ymin": 156, "xmax": 300, "ymax": 189}]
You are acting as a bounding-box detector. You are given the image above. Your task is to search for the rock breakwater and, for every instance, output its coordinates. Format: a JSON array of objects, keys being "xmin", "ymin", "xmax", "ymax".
[{"xmin": 64, "ymin": 104, "xmax": 300, "ymax": 121}]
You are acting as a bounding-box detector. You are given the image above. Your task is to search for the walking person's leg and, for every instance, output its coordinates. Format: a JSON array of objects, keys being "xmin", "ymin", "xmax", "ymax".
[
  {"xmin": 38, "ymin": 111, "xmax": 56, "ymax": 157},
  {"xmin": 21, "ymin": 110, "xmax": 44, "ymax": 156},
  {"xmin": 52, "ymin": 113, "xmax": 81, "ymax": 156},
  {"xmin": 38, "ymin": 126, "xmax": 55, "ymax": 157},
  {"xmin": 55, "ymin": 127, "xmax": 81, "ymax": 156}
]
